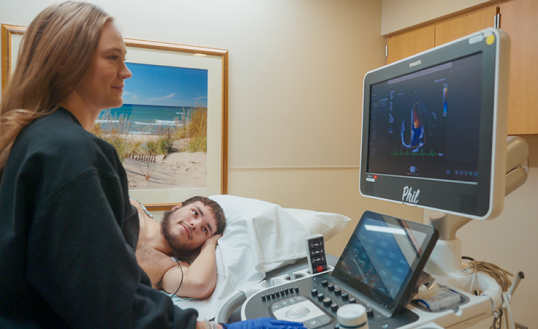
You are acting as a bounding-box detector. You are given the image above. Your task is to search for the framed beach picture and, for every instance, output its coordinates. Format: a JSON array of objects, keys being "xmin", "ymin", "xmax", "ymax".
[
  {"xmin": 116, "ymin": 39, "xmax": 228, "ymax": 210},
  {"xmin": 1, "ymin": 24, "xmax": 228, "ymax": 211}
]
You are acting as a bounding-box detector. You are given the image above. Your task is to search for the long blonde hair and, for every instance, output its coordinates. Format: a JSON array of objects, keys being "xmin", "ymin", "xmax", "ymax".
[{"xmin": 0, "ymin": 1, "xmax": 112, "ymax": 174}]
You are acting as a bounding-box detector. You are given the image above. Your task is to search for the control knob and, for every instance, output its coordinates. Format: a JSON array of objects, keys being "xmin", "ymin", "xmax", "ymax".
[
  {"xmin": 364, "ymin": 305, "xmax": 374, "ymax": 317},
  {"xmin": 331, "ymin": 303, "xmax": 339, "ymax": 312}
]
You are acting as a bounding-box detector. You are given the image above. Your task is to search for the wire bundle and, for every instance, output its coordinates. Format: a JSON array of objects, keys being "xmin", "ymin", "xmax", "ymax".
[
  {"xmin": 467, "ymin": 260, "xmax": 514, "ymax": 292},
  {"xmin": 463, "ymin": 257, "xmax": 523, "ymax": 329}
]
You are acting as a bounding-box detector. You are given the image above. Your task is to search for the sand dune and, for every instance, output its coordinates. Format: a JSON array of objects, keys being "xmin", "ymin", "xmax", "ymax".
[{"xmin": 124, "ymin": 151, "xmax": 207, "ymax": 190}]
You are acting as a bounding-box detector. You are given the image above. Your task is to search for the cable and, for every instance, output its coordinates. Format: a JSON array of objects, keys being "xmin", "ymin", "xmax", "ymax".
[
  {"xmin": 503, "ymin": 292, "xmax": 515, "ymax": 329},
  {"xmin": 467, "ymin": 260, "xmax": 514, "ymax": 292},
  {"xmin": 173, "ymin": 260, "xmax": 184, "ymax": 297},
  {"xmin": 469, "ymin": 267, "xmax": 478, "ymax": 294}
]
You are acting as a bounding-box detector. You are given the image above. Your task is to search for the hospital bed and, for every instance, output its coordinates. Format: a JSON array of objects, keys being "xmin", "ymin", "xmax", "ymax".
[{"xmin": 166, "ymin": 194, "xmax": 351, "ymax": 321}]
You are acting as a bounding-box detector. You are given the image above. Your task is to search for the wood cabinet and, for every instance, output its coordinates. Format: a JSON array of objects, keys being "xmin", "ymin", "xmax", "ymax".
[
  {"xmin": 386, "ymin": 0, "xmax": 538, "ymax": 135},
  {"xmin": 386, "ymin": 25, "xmax": 434, "ymax": 64},
  {"xmin": 498, "ymin": 0, "xmax": 538, "ymax": 134},
  {"xmin": 386, "ymin": 6, "xmax": 499, "ymax": 64},
  {"xmin": 434, "ymin": 6, "xmax": 499, "ymax": 46}
]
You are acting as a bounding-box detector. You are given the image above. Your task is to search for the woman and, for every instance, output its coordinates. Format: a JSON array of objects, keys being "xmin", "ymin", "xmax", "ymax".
[
  {"xmin": 0, "ymin": 1, "xmax": 207, "ymax": 327},
  {"xmin": 0, "ymin": 2, "xmax": 195, "ymax": 327},
  {"xmin": 0, "ymin": 3, "xmax": 306, "ymax": 329}
]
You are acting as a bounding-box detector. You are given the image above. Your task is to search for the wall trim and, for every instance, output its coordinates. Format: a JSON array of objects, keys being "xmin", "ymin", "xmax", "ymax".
[{"xmin": 229, "ymin": 166, "xmax": 360, "ymax": 171}]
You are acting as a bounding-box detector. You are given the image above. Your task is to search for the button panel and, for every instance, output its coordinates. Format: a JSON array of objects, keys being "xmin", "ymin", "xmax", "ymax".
[
  {"xmin": 307, "ymin": 236, "xmax": 328, "ymax": 274},
  {"xmin": 261, "ymin": 285, "xmax": 300, "ymax": 302},
  {"xmin": 258, "ymin": 280, "xmax": 383, "ymax": 327},
  {"xmin": 310, "ymin": 279, "xmax": 379, "ymax": 320}
]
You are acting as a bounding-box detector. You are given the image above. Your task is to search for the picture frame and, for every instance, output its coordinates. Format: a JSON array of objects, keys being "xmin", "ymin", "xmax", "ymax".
[
  {"xmin": 1, "ymin": 24, "xmax": 25, "ymax": 90},
  {"xmin": 1, "ymin": 24, "xmax": 228, "ymax": 212}
]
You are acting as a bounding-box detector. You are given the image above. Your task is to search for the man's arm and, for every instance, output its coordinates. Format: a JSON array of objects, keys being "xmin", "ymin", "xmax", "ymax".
[{"xmin": 162, "ymin": 234, "xmax": 221, "ymax": 299}]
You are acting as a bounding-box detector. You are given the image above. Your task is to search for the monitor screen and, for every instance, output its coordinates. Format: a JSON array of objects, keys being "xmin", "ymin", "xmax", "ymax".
[
  {"xmin": 331, "ymin": 211, "xmax": 438, "ymax": 317},
  {"xmin": 360, "ymin": 28, "xmax": 510, "ymax": 219}
]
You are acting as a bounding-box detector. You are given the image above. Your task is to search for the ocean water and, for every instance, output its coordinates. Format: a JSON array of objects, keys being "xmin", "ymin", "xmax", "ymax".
[{"xmin": 96, "ymin": 104, "xmax": 195, "ymax": 134}]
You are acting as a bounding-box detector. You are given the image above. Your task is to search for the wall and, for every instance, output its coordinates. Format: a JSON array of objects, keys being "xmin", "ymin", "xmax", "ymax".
[
  {"xmin": 1, "ymin": 1, "xmax": 425, "ymax": 257},
  {"xmin": 381, "ymin": 0, "xmax": 498, "ymax": 35}
]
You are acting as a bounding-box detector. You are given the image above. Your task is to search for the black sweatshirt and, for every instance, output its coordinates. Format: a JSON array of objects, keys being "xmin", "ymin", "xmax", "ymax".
[{"xmin": 0, "ymin": 108, "xmax": 198, "ymax": 328}]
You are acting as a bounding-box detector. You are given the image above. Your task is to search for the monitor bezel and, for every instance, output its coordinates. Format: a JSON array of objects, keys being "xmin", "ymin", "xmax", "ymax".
[{"xmin": 359, "ymin": 28, "xmax": 510, "ymax": 220}]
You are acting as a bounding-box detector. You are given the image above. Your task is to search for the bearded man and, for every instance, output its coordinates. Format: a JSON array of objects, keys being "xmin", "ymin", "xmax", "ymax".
[{"xmin": 130, "ymin": 196, "xmax": 226, "ymax": 299}]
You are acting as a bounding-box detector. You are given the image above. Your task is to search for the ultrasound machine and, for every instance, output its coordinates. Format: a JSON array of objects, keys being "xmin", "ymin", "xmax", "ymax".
[{"xmin": 218, "ymin": 28, "xmax": 528, "ymax": 329}]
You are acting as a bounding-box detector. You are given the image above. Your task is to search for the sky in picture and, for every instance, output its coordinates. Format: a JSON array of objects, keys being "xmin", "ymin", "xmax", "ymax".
[{"xmin": 123, "ymin": 62, "xmax": 208, "ymax": 107}]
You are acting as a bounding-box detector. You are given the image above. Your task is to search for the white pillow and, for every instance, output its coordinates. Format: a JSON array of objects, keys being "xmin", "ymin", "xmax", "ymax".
[
  {"xmin": 283, "ymin": 208, "xmax": 351, "ymax": 241},
  {"xmin": 209, "ymin": 195, "xmax": 351, "ymax": 272},
  {"xmin": 209, "ymin": 195, "xmax": 310, "ymax": 273}
]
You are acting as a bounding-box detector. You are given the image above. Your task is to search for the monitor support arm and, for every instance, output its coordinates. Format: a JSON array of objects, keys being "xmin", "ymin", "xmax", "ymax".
[
  {"xmin": 424, "ymin": 136, "xmax": 529, "ymax": 311},
  {"xmin": 430, "ymin": 212, "xmax": 472, "ymax": 241}
]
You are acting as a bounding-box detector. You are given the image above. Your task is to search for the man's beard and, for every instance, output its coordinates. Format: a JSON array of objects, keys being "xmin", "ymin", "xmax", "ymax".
[{"xmin": 161, "ymin": 216, "xmax": 200, "ymax": 262}]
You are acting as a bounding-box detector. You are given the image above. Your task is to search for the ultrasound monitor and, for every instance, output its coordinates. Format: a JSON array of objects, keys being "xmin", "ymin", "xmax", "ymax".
[{"xmin": 360, "ymin": 28, "xmax": 510, "ymax": 220}]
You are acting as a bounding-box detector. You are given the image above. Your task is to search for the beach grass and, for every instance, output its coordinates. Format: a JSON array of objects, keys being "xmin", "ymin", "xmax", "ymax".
[
  {"xmin": 154, "ymin": 126, "xmax": 176, "ymax": 155},
  {"xmin": 174, "ymin": 106, "xmax": 207, "ymax": 152},
  {"xmin": 185, "ymin": 136, "xmax": 207, "ymax": 153},
  {"xmin": 91, "ymin": 106, "xmax": 208, "ymax": 180},
  {"xmin": 91, "ymin": 111, "xmax": 139, "ymax": 162}
]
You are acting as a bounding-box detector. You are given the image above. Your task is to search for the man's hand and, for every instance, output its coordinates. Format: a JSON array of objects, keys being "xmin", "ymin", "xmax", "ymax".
[
  {"xmin": 225, "ymin": 318, "xmax": 305, "ymax": 329},
  {"xmin": 204, "ymin": 234, "xmax": 222, "ymax": 248}
]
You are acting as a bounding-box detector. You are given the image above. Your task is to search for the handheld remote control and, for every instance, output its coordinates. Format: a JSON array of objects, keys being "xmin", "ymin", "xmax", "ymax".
[{"xmin": 306, "ymin": 234, "xmax": 328, "ymax": 274}]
